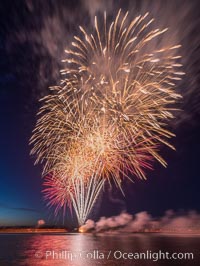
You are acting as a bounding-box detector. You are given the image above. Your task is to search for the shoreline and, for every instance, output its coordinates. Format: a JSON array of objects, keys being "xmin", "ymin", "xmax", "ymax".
[
  {"xmin": 0, "ymin": 229, "xmax": 200, "ymax": 235},
  {"xmin": 0, "ymin": 228, "xmax": 68, "ymax": 234}
]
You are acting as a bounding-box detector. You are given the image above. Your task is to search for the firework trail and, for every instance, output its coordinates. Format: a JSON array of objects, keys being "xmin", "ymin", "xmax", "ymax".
[{"xmin": 30, "ymin": 10, "xmax": 183, "ymax": 225}]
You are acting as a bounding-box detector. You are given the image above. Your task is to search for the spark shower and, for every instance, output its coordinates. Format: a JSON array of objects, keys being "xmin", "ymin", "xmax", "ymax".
[{"xmin": 30, "ymin": 10, "xmax": 183, "ymax": 226}]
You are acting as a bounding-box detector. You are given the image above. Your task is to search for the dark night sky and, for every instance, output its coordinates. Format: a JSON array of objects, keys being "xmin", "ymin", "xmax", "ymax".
[{"xmin": 0, "ymin": 0, "xmax": 200, "ymax": 227}]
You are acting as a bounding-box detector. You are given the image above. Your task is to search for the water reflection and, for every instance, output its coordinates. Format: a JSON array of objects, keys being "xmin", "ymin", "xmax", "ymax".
[{"xmin": 0, "ymin": 233, "xmax": 199, "ymax": 266}]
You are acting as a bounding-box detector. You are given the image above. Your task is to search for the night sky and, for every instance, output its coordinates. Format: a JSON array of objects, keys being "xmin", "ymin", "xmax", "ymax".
[{"xmin": 0, "ymin": 0, "xmax": 200, "ymax": 227}]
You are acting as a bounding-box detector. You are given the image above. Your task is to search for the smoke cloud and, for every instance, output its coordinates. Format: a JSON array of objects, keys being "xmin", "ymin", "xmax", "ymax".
[
  {"xmin": 80, "ymin": 210, "xmax": 200, "ymax": 233},
  {"xmin": 37, "ymin": 219, "xmax": 45, "ymax": 227}
]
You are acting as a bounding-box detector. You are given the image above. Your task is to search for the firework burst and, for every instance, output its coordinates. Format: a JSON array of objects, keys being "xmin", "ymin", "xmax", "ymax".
[{"xmin": 30, "ymin": 10, "xmax": 183, "ymax": 225}]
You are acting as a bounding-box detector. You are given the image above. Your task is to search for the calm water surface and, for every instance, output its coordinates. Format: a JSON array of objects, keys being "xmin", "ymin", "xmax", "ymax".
[{"xmin": 0, "ymin": 233, "xmax": 199, "ymax": 265}]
